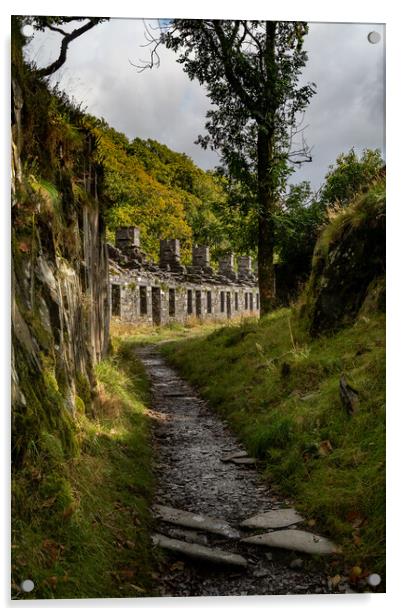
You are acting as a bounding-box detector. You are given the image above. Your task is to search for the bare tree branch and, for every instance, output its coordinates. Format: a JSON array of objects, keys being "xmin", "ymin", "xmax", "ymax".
[{"xmin": 36, "ymin": 18, "xmax": 105, "ymax": 77}]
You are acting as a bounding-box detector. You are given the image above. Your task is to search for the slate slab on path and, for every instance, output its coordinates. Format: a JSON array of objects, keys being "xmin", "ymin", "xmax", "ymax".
[
  {"xmin": 240, "ymin": 508, "xmax": 304, "ymax": 530},
  {"xmin": 241, "ymin": 529, "xmax": 340, "ymax": 555},
  {"xmin": 231, "ymin": 457, "xmax": 257, "ymax": 465},
  {"xmin": 154, "ymin": 505, "xmax": 241, "ymax": 539},
  {"xmin": 152, "ymin": 534, "xmax": 248, "ymax": 568},
  {"xmin": 220, "ymin": 450, "xmax": 248, "ymax": 462}
]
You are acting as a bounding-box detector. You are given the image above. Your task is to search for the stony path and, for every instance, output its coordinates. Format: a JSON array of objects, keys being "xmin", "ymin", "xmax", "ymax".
[{"xmin": 136, "ymin": 345, "xmax": 335, "ymax": 597}]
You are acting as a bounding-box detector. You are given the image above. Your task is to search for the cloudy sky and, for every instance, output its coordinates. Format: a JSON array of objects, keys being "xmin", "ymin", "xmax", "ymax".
[{"xmin": 24, "ymin": 18, "xmax": 385, "ymax": 191}]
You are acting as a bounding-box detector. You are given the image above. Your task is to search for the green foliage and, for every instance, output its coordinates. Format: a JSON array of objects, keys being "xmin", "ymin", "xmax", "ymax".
[
  {"xmin": 274, "ymin": 181, "xmax": 325, "ymax": 267},
  {"xmin": 87, "ymin": 119, "xmax": 231, "ymax": 261},
  {"xmin": 160, "ymin": 307, "xmax": 385, "ymax": 577},
  {"xmin": 319, "ymin": 148, "xmax": 384, "ymax": 210}
]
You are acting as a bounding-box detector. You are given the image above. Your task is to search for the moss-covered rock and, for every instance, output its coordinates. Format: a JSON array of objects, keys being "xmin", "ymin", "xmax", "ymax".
[{"xmin": 299, "ymin": 178, "xmax": 385, "ymax": 335}]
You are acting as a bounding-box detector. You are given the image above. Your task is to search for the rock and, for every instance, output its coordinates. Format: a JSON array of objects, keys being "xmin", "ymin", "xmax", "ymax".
[
  {"xmin": 154, "ymin": 505, "xmax": 240, "ymax": 539},
  {"xmin": 253, "ymin": 568, "xmax": 270, "ymax": 578},
  {"xmin": 231, "ymin": 457, "xmax": 257, "ymax": 465},
  {"xmin": 301, "ymin": 181, "xmax": 385, "ymax": 336},
  {"xmin": 164, "ymin": 527, "xmax": 209, "ymax": 546},
  {"xmin": 339, "ymin": 376, "xmax": 359, "ymax": 416},
  {"xmin": 240, "ymin": 508, "xmax": 304, "ymax": 530},
  {"xmin": 152, "ymin": 534, "xmax": 247, "ymax": 568},
  {"xmin": 290, "ymin": 558, "xmax": 303, "ymax": 570},
  {"xmin": 220, "ymin": 450, "xmax": 248, "ymax": 462},
  {"xmin": 299, "ymin": 392, "xmax": 318, "ymax": 401},
  {"xmin": 241, "ymin": 529, "xmax": 340, "ymax": 555}
]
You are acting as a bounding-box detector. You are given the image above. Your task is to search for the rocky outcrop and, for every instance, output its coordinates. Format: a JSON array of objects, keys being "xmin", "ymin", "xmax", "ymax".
[
  {"xmin": 11, "ymin": 49, "xmax": 109, "ymax": 465},
  {"xmin": 300, "ymin": 179, "xmax": 385, "ymax": 335}
]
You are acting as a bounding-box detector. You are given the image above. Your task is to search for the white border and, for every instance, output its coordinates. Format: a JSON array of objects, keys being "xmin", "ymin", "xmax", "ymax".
[{"xmin": 1, "ymin": 1, "xmax": 400, "ymax": 614}]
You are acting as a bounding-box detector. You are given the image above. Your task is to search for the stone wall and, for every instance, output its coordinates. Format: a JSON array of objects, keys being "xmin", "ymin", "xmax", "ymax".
[{"xmin": 109, "ymin": 227, "xmax": 260, "ymax": 325}]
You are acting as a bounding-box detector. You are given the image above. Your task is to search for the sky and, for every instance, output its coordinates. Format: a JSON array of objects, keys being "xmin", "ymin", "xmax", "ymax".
[{"xmin": 23, "ymin": 18, "xmax": 385, "ymax": 192}]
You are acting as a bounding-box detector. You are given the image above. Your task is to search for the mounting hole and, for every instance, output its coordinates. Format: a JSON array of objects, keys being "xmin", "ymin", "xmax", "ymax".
[
  {"xmin": 367, "ymin": 573, "xmax": 381, "ymax": 587},
  {"xmin": 21, "ymin": 24, "xmax": 34, "ymax": 38},
  {"xmin": 368, "ymin": 31, "xmax": 381, "ymax": 44},
  {"xmin": 20, "ymin": 579, "xmax": 35, "ymax": 592}
]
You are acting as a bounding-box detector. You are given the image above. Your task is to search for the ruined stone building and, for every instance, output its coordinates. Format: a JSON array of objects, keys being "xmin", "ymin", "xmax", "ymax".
[{"xmin": 108, "ymin": 227, "xmax": 260, "ymax": 325}]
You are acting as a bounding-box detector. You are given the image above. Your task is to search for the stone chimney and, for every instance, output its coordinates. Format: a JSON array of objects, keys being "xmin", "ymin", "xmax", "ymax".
[
  {"xmin": 218, "ymin": 253, "xmax": 235, "ymax": 278},
  {"xmin": 192, "ymin": 245, "xmax": 210, "ymax": 268},
  {"xmin": 160, "ymin": 239, "xmax": 181, "ymax": 269},
  {"xmin": 237, "ymin": 255, "xmax": 252, "ymax": 278},
  {"xmin": 115, "ymin": 227, "xmax": 140, "ymax": 252}
]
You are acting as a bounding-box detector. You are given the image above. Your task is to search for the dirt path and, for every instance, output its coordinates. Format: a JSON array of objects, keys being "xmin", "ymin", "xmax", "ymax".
[{"xmin": 136, "ymin": 345, "xmax": 334, "ymax": 597}]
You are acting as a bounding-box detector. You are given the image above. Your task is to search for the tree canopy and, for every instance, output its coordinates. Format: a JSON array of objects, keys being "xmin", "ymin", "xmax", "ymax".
[
  {"xmin": 319, "ymin": 148, "xmax": 384, "ymax": 210},
  {"xmin": 86, "ymin": 118, "xmax": 229, "ymax": 262}
]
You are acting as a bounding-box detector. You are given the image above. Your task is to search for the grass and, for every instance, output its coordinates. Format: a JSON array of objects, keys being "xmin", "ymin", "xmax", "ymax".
[
  {"xmin": 110, "ymin": 316, "xmax": 225, "ymax": 345},
  {"xmin": 11, "ymin": 338, "xmax": 156, "ymax": 600},
  {"xmin": 158, "ymin": 308, "xmax": 385, "ymax": 581}
]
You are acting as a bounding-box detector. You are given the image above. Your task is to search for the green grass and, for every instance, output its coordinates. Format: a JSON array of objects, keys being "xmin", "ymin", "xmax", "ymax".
[
  {"xmin": 110, "ymin": 316, "xmax": 224, "ymax": 345},
  {"xmin": 11, "ymin": 338, "xmax": 156, "ymax": 599},
  {"xmin": 159, "ymin": 308, "xmax": 385, "ymax": 579}
]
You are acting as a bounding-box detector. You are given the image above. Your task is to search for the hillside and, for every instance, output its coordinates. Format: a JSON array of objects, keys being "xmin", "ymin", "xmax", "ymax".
[{"xmin": 89, "ymin": 121, "xmax": 229, "ymax": 262}]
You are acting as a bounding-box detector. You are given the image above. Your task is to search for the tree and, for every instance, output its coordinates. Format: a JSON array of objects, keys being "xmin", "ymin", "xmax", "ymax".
[
  {"xmin": 155, "ymin": 20, "xmax": 316, "ymax": 315},
  {"xmin": 21, "ymin": 16, "xmax": 108, "ymax": 77},
  {"xmin": 273, "ymin": 182, "xmax": 325, "ymax": 301},
  {"xmin": 319, "ymin": 148, "xmax": 384, "ymax": 210}
]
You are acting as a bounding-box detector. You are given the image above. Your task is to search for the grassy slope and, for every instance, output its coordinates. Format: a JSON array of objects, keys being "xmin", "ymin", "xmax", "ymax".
[
  {"xmin": 11, "ymin": 339, "xmax": 156, "ymax": 599},
  {"xmin": 161, "ymin": 309, "xmax": 385, "ymax": 578}
]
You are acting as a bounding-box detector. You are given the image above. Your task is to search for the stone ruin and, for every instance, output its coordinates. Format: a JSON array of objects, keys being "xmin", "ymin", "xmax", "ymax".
[{"xmin": 108, "ymin": 226, "xmax": 260, "ymax": 325}]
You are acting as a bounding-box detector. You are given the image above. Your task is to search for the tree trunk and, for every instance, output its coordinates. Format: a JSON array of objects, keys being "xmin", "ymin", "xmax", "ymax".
[{"xmin": 257, "ymin": 127, "xmax": 276, "ymax": 316}]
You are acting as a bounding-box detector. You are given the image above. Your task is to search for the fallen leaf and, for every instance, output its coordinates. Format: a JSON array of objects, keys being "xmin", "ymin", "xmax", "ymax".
[
  {"xmin": 118, "ymin": 570, "xmax": 135, "ymax": 580},
  {"xmin": 18, "ymin": 241, "xmax": 29, "ymax": 253},
  {"xmin": 318, "ymin": 440, "xmax": 333, "ymax": 456},
  {"xmin": 353, "ymin": 534, "xmax": 362, "ymax": 546},
  {"xmin": 351, "ymin": 517, "xmax": 364, "ymax": 529},
  {"xmin": 30, "ymin": 468, "xmax": 42, "ymax": 481},
  {"xmin": 47, "ymin": 576, "xmax": 58, "ymax": 590},
  {"xmin": 42, "ymin": 539, "xmax": 61, "ymax": 565},
  {"xmin": 307, "ymin": 519, "xmax": 316, "ymax": 527},
  {"xmin": 62, "ymin": 503, "xmax": 78, "ymax": 519},
  {"xmin": 125, "ymin": 540, "xmax": 136, "ymax": 550},
  {"xmin": 170, "ymin": 561, "xmax": 184, "ymax": 571}
]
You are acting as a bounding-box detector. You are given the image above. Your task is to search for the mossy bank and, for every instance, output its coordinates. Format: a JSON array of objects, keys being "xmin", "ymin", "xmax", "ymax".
[{"xmin": 12, "ymin": 338, "xmax": 156, "ymax": 599}]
